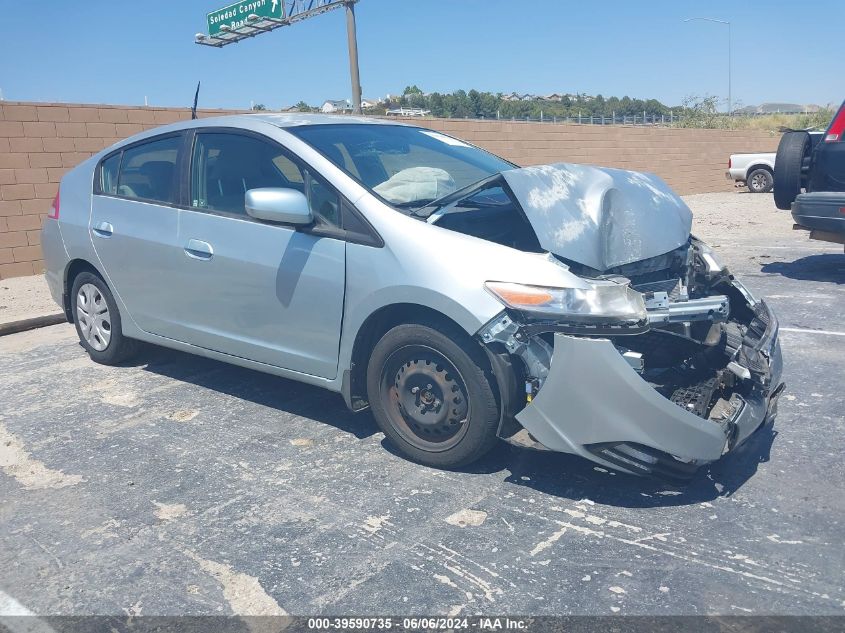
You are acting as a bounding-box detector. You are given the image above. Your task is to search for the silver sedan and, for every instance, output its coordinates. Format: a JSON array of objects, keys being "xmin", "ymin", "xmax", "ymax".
[{"xmin": 41, "ymin": 114, "xmax": 784, "ymax": 483}]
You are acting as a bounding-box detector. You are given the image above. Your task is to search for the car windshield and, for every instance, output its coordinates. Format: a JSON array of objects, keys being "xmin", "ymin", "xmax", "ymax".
[{"xmin": 288, "ymin": 124, "xmax": 514, "ymax": 211}]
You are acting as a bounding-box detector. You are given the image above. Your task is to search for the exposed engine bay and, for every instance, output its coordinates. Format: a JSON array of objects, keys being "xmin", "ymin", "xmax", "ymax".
[
  {"xmin": 608, "ymin": 241, "xmax": 775, "ymax": 427},
  {"xmin": 477, "ymin": 238, "xmax": 783, "ymax": 482}
]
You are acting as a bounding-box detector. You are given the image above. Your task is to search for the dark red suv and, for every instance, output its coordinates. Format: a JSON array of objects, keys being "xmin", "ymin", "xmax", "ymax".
[{"xmin": 774, "ymin": 100, "xmax": 845, "ymax": 249}]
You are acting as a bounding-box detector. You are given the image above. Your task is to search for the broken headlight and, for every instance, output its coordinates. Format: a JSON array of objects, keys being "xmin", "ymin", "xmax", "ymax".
[
  {"xmin": 695, "ymin": 240, "xmax": 728, "ymax": 276},
  {"xmin": 485, "ymin": 281, "xmax": 647, "ymax": 324}
]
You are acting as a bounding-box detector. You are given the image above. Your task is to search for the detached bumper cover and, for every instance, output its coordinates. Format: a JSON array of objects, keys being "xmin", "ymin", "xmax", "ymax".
[{"xmin": 515, "ymin": 301, "xmax": 783, "ymax": 482}]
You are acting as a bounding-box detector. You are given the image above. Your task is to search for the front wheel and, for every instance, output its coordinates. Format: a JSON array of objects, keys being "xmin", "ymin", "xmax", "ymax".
[{"xmin": 366, "ymin": 323, "xmax": 500, "ymax": 468}]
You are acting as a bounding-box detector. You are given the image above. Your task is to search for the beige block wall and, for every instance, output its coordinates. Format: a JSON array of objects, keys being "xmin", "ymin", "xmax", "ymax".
[
  {"xmin": 0, "ymin": 101, "xmax": 244, "ymax": 279},
  {"xmin": 0, "ymin": 100, "xmax": 779, "ymax": 279}
]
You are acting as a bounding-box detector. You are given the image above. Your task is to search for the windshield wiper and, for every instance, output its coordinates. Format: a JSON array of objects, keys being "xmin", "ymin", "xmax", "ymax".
[
  {"xmin": 392, "ymin": 199, "xmax": 436, "ymax": 211},
  {"xmin": 411, "ymin": 174, "xmax": 504, "ymax": 219}
]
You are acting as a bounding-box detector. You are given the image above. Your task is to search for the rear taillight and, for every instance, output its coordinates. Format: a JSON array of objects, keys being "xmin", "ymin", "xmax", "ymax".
[
  {"xmin": 824, "ymin": 104, "xmax": 845, "ymax": 142},
  {"xmin": 47, "ymin": 191, "xmax": 60, "ymax": 219},
  {"xmin": 728, "ymin": 157, "xmax": 732, "ymax": 168}
]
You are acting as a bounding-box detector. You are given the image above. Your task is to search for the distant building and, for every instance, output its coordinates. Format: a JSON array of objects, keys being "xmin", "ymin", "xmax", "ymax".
[
  {"xmin": 385, "ymin": 107, "xmax": 431, "ymax": 117},
  {"xmin": 501, "ymin": 92, "xmax": 537, "ymax": 102},
  {"xmin": 360, "ymin": 97, "xmax": 382, "ymax": 110},
  {"xmin": 502, "ymin": 92, "xmax": 582, "ymax": 103},
  {"xmin": 736, "ymin": 103, "xmax": 822, "ymax": 115},
  {"xmin": 320, "ymin": 99, "xmax": 351, "ymax": 113}
]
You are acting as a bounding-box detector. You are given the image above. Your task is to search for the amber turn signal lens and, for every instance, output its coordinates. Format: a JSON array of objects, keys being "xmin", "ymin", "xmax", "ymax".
[{"xmin": 486, "ymin": 283, "xmax": 553, "ymax": 306}]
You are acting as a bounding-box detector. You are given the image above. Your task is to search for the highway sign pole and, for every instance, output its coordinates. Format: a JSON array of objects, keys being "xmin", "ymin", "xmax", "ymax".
[
  {"xmin": 684, "ymin": 17, "xmax": 732, "ymax": 115},
  {"xmin": 197, "ymin": 0, "xmax": 363, "ymax": 114},
  {"xmin": 346, "ymin": 1, "xmax": 362, "ymax": 114}
]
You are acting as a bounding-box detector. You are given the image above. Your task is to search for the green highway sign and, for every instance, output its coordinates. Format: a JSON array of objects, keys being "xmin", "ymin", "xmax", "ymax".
[{"xmin": 207, "ymin": 0, "xmax": 285, "ymax": 36}]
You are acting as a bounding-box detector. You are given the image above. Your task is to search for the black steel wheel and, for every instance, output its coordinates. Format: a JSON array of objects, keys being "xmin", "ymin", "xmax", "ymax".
[
  {"xmin": 379, "ymin": 345, "xmax": 470, "ymax": 452},
  {"xmin": 367, "ymin": 322, "xmax": 500, "ymax": 468}
]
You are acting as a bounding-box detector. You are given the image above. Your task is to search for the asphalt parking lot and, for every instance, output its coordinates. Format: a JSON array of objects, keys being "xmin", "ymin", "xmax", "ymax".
[{"xmin": 1, "ymin": 192, "xmax": 843, "ymax": 617}]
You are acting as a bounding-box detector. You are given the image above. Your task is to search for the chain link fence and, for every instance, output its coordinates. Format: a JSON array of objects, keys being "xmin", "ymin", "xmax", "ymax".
[{"xmin": 465, "ymin": 112, "xmax": 685, "ymax": 126}]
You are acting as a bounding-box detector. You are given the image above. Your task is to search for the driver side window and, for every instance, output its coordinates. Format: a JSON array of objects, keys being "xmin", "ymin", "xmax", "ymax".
[{"xmin": 190, "ymin": 132, "xmax": 339, "ymax": 226}]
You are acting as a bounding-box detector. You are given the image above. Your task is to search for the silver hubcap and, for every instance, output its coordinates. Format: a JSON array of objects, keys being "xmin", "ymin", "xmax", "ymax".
[
  {"xmin": 76, "ymin": 283, "xmax": 111, "ymax": 351},
  {"xmin": 751, "ymin": 174, "xmax": 767, "ymax": 190}
]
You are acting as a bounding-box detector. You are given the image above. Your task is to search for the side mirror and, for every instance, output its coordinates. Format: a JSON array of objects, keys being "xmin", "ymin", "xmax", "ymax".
[{"xmin": 245, "ymin": 188, "xmax": 313, "ymax": 225}]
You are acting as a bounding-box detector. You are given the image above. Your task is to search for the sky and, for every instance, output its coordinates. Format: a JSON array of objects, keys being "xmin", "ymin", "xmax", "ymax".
[{"xmin": 0, "ymin": 0, "xmax": 842, "ymax": 110}]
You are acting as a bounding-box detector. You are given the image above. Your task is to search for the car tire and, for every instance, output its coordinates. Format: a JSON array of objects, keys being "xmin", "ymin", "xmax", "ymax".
[
  {"xmin": 773, "ymin": 131, "xmax": 810, "ymax": 210},
  {"xmin": 71, "ymin": 271, "xmax": 140, "ymax": 365},
  {"xmin": 746, "ymin": 168, "xmax": 773, "ymax": 193},
  {"xmin": 366, "ymin": 322, "xmax": 500, "ymax": 468}
]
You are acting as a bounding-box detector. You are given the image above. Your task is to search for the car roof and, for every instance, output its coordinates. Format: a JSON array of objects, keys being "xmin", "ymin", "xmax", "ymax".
[
  {"xmin": 245, "ymin": 113, "xmax": 408, "ymax": 128},
  {"xmin": 93, "ymin": 113, "xmax": 414, "ymax": 158}
]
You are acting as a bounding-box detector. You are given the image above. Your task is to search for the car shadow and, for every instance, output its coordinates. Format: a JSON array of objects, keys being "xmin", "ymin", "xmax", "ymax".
[
  {"xmin": 380, "ymin": 423, "xmax": 777, "ymax": 509},
  {"xmin": 132, "ymin": 343, "xmax": 776, "ymax": 509},
  {"xmin": 761, "ymin": 253, "xmax": 845, "ymax": 284},
  {"xmin": 490, "ymin": 424, "xmax": 774, "ymax": 508},
  {"xmin": 133, "ymin": 344, "xmax": 379, "ymax": 440}
]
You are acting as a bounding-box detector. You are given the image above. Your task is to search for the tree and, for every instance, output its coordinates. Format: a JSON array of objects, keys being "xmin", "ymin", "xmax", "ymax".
[
  {"xmin": 252, "ymin": 103, "xmax": 267, "ymax": 111},
  {"xmin": 428, "ymin": 92, "xmax": 446, "ymax": 117},
  {"xmin": 676, "ymin": 95, "xmax": 722, "ymax": 128},
  {"xmin": 285, "ymin": 84, "xmax": 679, "ymax": 122},
  {"xmin": 468, "ymin": 89, "xmax": 482, "ymax": 117}
]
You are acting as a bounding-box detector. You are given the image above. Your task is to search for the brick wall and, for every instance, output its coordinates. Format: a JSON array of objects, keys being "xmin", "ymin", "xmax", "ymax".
[
  {"xmin": 0, "ymin": 100, "xmax": 779, "ymax": 279},
  {"xmin": 417, "ymin": 118, "xmax": 779, "ymax": 196}
]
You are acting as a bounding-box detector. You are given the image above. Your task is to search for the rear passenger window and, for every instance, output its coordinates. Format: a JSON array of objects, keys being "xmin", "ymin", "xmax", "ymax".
[
  {"xmin": 117, "ymin": 136, "xmax": 181, "ymax": 204},
  {"xmin": 100, "ymin": 153, "xmax": 121, "ymax": 195}
]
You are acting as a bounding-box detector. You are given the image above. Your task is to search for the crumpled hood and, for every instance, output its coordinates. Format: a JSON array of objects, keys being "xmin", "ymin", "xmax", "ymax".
[{"xmin": 502, "ymin": 163, "xmax": 692, "ymax": 271}]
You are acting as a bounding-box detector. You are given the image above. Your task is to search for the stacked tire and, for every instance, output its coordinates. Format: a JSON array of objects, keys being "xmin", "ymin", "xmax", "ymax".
[{"xmin": 773, "ymin": 131, "xmax": 811, "ymax": 210}]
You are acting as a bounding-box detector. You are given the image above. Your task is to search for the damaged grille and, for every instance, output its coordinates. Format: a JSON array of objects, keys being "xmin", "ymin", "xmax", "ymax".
[
  {"xmin": 651, "ymin": 366, "xmax": 722, "ymax": 419},
  {"xmin": 664, "ymin": 373, "xmax": 719, "ymax": 418}
]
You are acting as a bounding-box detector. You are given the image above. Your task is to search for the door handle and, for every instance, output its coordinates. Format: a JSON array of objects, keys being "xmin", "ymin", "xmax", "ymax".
[
  {"xmin": 92, "ymin": 221, "xmax": 113, "ymax": 238},
  {"xmin": 184, "ymin": 239, "xmax": 214, "ymax": 260}
]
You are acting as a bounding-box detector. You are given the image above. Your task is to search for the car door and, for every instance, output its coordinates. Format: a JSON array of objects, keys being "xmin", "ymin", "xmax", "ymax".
[
  {"xmin": 163, "ymin": 129, "xmax": 347, "ymax": 379},
  {"xmin": 90, "ymin": 133, "xmax": 185, "ymax": 335}
]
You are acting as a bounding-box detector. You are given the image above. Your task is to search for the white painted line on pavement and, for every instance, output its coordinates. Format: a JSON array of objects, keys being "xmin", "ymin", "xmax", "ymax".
[
  {"xmin": 751, "ymin": 245, "xmax": 839, "ymax": 250},
  {"xmin": 0, "ymin": 590, "xmax": 34, "ymax": 616},
  {"xmin": 0, "ymin": 589, "xmax": 56, "ymax": 633},
  {"xmin": 780, "ymin": 327, "xmax": 845, "ymax": 337}
]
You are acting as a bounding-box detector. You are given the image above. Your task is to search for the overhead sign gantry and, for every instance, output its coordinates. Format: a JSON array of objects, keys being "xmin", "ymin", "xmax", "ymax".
[{"xmin": 196, "ymin": 0, "xmax": 363, "ymax": 113}]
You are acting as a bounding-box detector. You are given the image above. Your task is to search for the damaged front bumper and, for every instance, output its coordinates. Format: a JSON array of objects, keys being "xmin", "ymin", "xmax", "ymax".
[{"xmin": 500, "ymin": 289, "xmax": 784, "ymax": 484}]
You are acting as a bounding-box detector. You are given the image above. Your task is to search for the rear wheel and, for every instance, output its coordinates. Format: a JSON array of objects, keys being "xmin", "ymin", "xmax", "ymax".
[
  {"xmin": 773, "ymin": 131, "xmax": 811, "ymax": 209},
  {"xmin": 366, "ymin": 323, "xmax": 499, "ymax": 468},
  {"xmin": 71, "ymin": 272, "xmax": 139, "ymax": 365},
  {"xmin": 746, "ymin": 168, "xmax": 773, "ymax": 193}
]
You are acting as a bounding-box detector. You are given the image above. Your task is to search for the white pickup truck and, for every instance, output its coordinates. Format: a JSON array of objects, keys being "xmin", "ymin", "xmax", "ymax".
[{"xmin": 726, "ymin": 152, "xmax": 776, "ymax": 193}]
